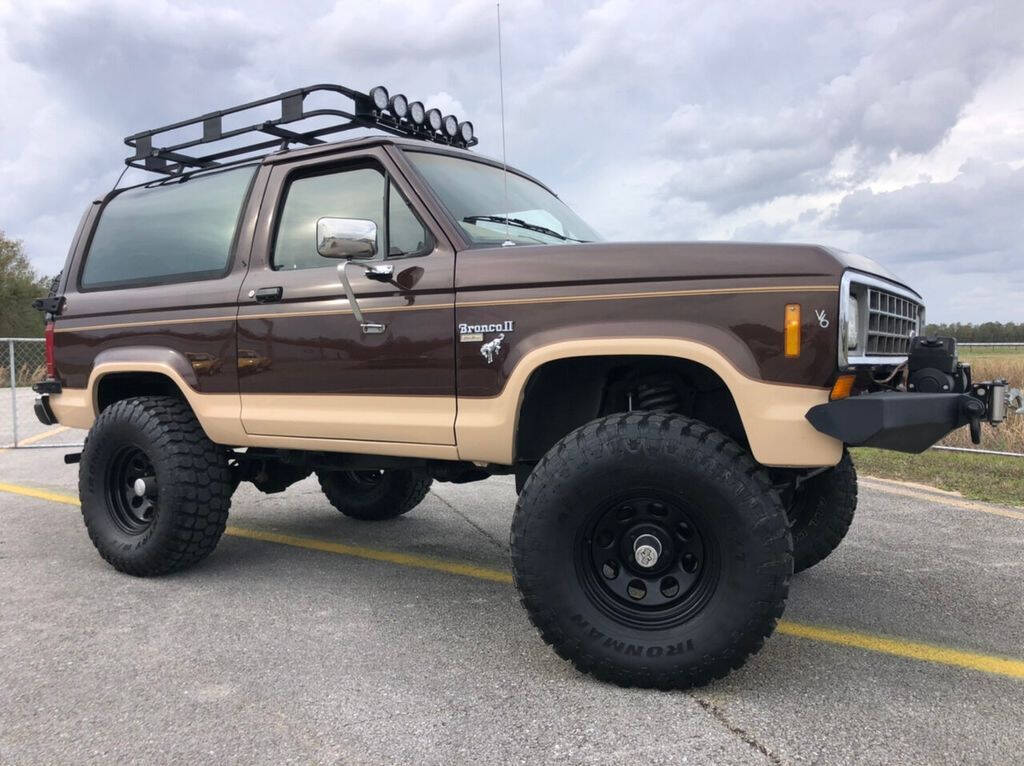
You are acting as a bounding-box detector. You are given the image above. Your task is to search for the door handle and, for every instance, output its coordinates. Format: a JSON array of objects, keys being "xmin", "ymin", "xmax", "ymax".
[{"xmin": 250, "ymin": 286, "xmax": 283, "ymax": 303}]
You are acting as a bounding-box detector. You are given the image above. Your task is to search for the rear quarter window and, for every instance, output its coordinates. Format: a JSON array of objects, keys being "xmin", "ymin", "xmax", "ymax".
[{"xmin": 80, "ymin": 166, "xmax": 255, "ymax": 290}]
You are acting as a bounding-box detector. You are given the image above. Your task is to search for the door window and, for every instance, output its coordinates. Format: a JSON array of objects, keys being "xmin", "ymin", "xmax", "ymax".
[{"xmin": 273, "ymin": 165, "xmax": 431, "ymax": 271}]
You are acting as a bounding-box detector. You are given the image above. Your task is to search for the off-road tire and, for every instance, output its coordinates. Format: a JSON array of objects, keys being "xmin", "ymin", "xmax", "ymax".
[
  {"xmin": 317, "ymin": 469, "xmax": 432, "ymax": 521},
  {"xmin": 79, "ymin": 396, "xmax": 232, "ymax": 576},
  {"xmin": 511, "ymin": 413, "xmax": 792, "ymax": 689},
  {"xmin": 788, "ymin": 449, "xmax": 857, "ymax": 573}
]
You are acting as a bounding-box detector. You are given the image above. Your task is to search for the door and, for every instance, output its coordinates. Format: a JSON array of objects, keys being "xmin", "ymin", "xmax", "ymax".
[{"xmin": 237, "ymin": 147, "xmax": 457, "ymax": 446}]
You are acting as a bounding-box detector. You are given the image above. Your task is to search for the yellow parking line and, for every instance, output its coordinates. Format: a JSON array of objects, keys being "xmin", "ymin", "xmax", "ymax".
[
  {"xmin": 16, "ymin": 425, "xmax": 70, "ymax": 447},
  {"xmin": 0, "ymin": 482, "xmax": 80, "ymax": 506},
  {"xmin": 225, "ymin": 525, "xmax": 514, "ymax": 584},
  {"xmin": 859, "ymin": 476, "xmax": 1024, "ymax": 521},
  {"xmin": 1, "ymin": 480, "xmax": 1023, "ymax": 680},
  {"xmin": 776, "ymin": 622, "xmax": 1024, "ymax": 679}
]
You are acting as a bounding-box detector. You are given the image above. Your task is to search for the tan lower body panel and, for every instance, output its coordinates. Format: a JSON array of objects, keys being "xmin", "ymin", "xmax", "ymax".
[
  {"xmin": 240, "ymin": 394, "xmax": 456, "ymax": 445},
  {"xmin": 51, "ymin": 340, "xmax": 841, "ymax": 468},
  {"xmin": 455, "ymin": 338, "xmax": 843, "ymax": 468}
]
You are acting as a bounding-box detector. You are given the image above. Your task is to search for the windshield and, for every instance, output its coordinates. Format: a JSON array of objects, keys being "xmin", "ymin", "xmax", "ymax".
[{"xmin": 406, "ymin": 151, "xmax": 601, "ymax": 246}]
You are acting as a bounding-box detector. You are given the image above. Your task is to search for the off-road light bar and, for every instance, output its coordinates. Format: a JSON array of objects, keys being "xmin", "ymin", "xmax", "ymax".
[
  {"xmin": 425, "ymin": 108, "xmax": 443, "ymax": 132},
  {"xmin": 389, "ymin": 94, "xmax": 409, "ymax": 119},
  {"xmin": 408, "ymin": 101, "xmax": 426, "ymax": 125},
  {"xmin": 369, "ymin": 85, "xmax": 389, "ymax": 111},
  {"xmin": 123, "ymin": 83, "xmax": 478, "ymax": 177}
]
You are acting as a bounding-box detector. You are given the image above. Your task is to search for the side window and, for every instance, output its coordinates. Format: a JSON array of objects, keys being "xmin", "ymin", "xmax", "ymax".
[
  {"xmin": 80, "ymin": 166, "xmax": 255, "ymax": 289},
  {"xmin": 273, "ymin": 165, "xmax": 433, "ymax": 271},
  {"xmin": 388, "ymin": 184, "xmax": 431, "ymax": 257},
  {"xmin": 274, "ymin": 167, "xmax": 385, "ymax": 271}
]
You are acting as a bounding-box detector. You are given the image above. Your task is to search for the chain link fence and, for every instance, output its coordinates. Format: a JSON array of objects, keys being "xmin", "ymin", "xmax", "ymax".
[{"xmin": 1, "ymin": 338, "xmax": 83, "ymax": 449}]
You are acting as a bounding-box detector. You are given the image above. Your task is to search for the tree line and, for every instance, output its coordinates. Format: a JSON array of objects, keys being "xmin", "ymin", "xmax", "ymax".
[
  {"xmin": 923, "ymin": 323, "xmax": 1024, "ymax": 343},
  {"xmin": 1, "ymin": 230, "xmax": 51, "ymax": 338}
]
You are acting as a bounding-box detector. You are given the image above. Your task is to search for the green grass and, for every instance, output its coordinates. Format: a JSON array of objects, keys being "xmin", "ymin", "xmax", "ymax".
[{"xmin": 851, "ymin": 448, "xmax": 1024, "ymax": 506}]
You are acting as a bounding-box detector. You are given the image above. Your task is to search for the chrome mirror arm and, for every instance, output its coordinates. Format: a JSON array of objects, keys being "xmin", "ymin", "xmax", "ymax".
[{"xmin": 337, "ymin": 262, "xmax": 387, "ymax": 335}]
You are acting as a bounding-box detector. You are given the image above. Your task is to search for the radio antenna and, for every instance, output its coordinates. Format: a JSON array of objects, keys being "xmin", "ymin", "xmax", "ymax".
[{"xmin": 496, "ymin": 2, "xmax": 514, "ymax": 246}]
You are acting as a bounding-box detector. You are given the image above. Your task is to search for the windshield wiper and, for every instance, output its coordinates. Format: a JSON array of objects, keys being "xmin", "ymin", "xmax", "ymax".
[{"xmin": 463, "ymin": 215, "xmax": 588, "ymax": 243}]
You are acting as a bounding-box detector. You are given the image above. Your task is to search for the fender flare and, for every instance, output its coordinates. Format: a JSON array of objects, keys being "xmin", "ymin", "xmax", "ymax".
[{"xmin": 455, "ymin": 337, "xmax": 842, "ymax": 468}]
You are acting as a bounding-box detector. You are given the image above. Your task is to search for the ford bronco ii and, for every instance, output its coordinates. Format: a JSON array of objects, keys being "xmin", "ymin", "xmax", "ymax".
[{"xmin": 32, "ymin": 84, "xmax": 1012, "ymax": 689}]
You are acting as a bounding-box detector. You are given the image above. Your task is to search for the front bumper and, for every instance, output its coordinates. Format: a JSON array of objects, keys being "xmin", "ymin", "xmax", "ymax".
[{"xmin": 805, "ymin": 392, "xmax": 984, "ymax": 454}]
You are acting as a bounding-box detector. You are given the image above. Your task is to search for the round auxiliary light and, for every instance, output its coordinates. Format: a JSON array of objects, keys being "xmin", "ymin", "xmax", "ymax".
[
  {"xmin": 442, "ymin": 114, "xmax": 459, "ymax": 138},
  {"xmin": 425, "ymin": 108, "xmax": 443, "ymax": 132},
  {"xmin": 458, "ymin": 120, "xmax": 474, "ymax": 144},
  {"xmin": 408, "ymin": 100, "xmax": 425, "ymax": 125},
  {"xmin": 368, "ymin": 85, "xmax": 389, "ymax": 112},
  {"xmin": 389, "ymin": 93, "xmax": 409, "ymax": 119}
]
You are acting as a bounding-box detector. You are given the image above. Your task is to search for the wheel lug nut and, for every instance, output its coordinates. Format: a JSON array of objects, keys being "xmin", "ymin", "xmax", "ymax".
[
  {"xmin": 602, "ymin": 560, "xmax": 619, "ymax": 579},
  {"xmin": 633, "ymin": 534, "xmax": 662, "ymax": 569}
]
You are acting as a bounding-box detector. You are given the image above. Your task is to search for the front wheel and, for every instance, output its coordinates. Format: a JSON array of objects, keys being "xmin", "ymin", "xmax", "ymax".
[
  {"xmin": 511, "ymin": 413, "xmax": 792, "ymax": 689},
  {"xmin": 787, "ymin": 450, "xmax": 858, "ymax": 573}
]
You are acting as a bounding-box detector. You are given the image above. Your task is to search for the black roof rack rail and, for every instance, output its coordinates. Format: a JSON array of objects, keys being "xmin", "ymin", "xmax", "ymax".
[{"xmin": 124, "ymin": 83, "xmax": 477, "ymax": 177}]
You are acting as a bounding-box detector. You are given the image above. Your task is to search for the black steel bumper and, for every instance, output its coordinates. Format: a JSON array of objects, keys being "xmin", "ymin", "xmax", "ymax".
[
  {"xmin": 806, "ymin": 392, "xmax": 984, "ymax": 454},
  {"xmin": 34, "ymin": 395, "xmax": 58, "ymax": 426}
]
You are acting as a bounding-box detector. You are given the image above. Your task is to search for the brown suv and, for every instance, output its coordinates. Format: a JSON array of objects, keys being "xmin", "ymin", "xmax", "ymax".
[{"xmin": 33, "ymin": 84, "xmax": 1009, "ymax": 689}]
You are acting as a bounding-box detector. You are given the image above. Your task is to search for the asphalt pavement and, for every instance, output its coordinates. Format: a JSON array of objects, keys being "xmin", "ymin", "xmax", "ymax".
[{"xmin": 1, "ymin": 436, "xmax": 1022, "ymax": 765}]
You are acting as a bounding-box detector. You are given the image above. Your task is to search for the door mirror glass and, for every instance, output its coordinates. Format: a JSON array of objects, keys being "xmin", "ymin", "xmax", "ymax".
[{"xmin": 316, "ymin": 217, "xmax": 378, "ymax": 260}]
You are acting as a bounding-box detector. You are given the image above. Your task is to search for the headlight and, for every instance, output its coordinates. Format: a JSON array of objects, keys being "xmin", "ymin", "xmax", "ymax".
[{"xmin": 847, "ymin": 295, "xmax": 859, "ymax": 350}]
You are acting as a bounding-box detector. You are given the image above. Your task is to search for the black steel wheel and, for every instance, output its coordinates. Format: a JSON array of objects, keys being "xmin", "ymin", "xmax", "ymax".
[
  {"xmin": 79, "ymin": 396, "xmax": 233, "ymax": 576},
  {"xmin": 317, "ymin": 468, "xmax": 432, "ymax": 521},
  {"xmin": 511, "ymin": 413, "xmax": 792, "ymax": 690},
  {"xmin": 103, "ymin": 445, "xmax": 158, "ymax": 535},
  {"xmin": 580, "ymin": 495, "xmax": 720, "ymax": 629}
]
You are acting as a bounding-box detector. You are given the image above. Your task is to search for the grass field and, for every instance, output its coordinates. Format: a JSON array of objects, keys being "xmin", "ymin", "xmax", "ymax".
[
  {"xmin": 940, "ymin": 348, "xmax": 1024, "ymax": 453},
  {"xmin": 854, "ymin": 346, "xmax": 1023, "ymax": 504},
  {"xmin": 852, "ymin": 448, "xmax": 1023, "ymax": 506}
]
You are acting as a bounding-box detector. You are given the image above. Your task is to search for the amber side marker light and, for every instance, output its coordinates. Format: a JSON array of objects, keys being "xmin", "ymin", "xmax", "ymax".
[
  {"xmin": 784, "ymin": 304, "xmax": 801, "ymax": 357},
  {"xmin": 830, "ymin": 374, "xmax": 856, "ymax": 400}
]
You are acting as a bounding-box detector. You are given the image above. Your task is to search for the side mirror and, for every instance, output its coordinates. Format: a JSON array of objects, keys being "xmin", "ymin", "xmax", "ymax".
[{"xmin": 317, "ymin": 217, "xmax": 378, "ymax": 260}]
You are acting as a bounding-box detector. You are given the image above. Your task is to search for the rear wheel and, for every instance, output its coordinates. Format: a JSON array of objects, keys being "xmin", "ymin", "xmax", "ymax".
[
  {"xmin": 79, "ymin": 396, "xmax": 232, "ymax": 576},
  {"xmin": 317, "ymin": 469, "xmax": 432, "ymax": 521},
  {"xmin": 787, "ymin": 450, "xmax": 857, "ymax": 573},
  {"xmin": 511, "ymin": 413, "xmax": 792, "ymax": 689}
]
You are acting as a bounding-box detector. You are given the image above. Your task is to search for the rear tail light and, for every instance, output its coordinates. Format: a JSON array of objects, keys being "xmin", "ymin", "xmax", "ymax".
[{"xmin": 45, "ymin": 322, "xmax": 56, "ymax": 377}]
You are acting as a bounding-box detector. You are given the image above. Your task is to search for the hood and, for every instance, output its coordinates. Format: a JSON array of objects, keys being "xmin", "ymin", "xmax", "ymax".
[{"xmin": 456, "ymin": 241, "xmax": 917, "ymax": 296}]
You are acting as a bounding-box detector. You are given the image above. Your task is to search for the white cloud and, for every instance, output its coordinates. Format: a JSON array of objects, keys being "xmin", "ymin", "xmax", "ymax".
[{"xmin": 1, "ymin": 0, "xmax": 1023, "ymax": 322}]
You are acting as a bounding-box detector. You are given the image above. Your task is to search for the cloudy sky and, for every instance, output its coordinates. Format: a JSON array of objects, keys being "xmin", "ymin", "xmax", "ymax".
[{"xmin": 1, "ymin": 0, "xmax": 1022, "ymax": 322}]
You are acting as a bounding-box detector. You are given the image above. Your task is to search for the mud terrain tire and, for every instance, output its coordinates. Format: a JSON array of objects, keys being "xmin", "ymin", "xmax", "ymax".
[
  {"xmin": 787, "ymin": 449, "xmax": 857, "ymax": 573},
  {"xmin": 511, "ymin": 413, "xmax": 792, "ymax": 689},
  {"xmin": 79, "ymin": 396, "xmax": 232, "ymax": 576},
  {"xmin": 317, "ymin": 469, "xmax": 432, "ymax": 521}
]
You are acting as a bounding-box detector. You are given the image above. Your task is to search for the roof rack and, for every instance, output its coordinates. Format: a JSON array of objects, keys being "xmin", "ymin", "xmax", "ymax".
[{"xmin": 123, "ymin": 83, "xmax": 477, "ymax": 177}]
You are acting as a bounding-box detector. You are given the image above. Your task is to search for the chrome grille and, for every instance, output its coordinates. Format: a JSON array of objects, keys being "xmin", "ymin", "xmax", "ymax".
[{"xmin": 866, "ymin": 288, "xmax": 921, "ymax": 355}]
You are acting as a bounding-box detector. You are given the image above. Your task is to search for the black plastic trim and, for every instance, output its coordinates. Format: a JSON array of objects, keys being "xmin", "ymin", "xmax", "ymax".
[
  {"xmin": 34, "ymin": 396, "xmax": 58, "ymax": 426},
  {"xmin": 33, "ymin": 380, "xmax": 62, "ymax": 395}
]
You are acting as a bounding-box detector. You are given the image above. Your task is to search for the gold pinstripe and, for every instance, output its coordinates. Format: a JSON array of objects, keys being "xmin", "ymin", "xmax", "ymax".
[{"xmin": 53, "ymin": 283, "xmax": 838, "ymax": 333}]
